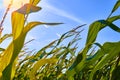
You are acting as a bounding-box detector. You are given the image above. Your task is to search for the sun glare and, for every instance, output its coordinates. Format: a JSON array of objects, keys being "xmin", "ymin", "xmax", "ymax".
[{"xmin": 3, "ymin": 0, "xmax": 29, "ymax": 9}]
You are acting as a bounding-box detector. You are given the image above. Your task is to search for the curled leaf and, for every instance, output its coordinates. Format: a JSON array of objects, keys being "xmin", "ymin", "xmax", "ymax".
[{"xmin": 16, "ymin": 3, "xmax": 41, "ymax": 14}]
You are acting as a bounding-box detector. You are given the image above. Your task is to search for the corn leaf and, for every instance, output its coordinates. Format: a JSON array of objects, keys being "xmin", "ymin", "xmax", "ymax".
[
  {"xmin": 23, "ymin": 22, "xmax": 62, "ymax": 34},
  {"xmin": 1, "ymin": 21, "xmax": 62, "ymax": 80},
  {"xmin": 107, "ymin": 15, "xmax": 120, "ymax": 22},
  {"xmin": 86, "ymin": 19, "xmax": 120, "ymax": 46},
  {"xmin": 111, "ymin": 0, "xmax": 120, "ymax": 13},
  {"xmin": 89, "ymin": 42, "xmax": 120, "ymax": 80},
  {"xmin": 29, "ymin": 58, "xmax": 57, "ymax": 80},
  {"xmin": 0, "ymin": 34, "xmax": 12, "ymax": 44},
  {"xmin": 30, "ymin": 0, "xmax": 41, "ymax": 6},
  {"xmin": 86, "ymin": 43, "xmax": 105, "ymax": 64},
  {"xmin": 0, "ymin": 43, "xmax": 13, "ymax": 75},
  {"xmin": 0, "ymin": 10, "xmax": 25, "ymax": 80},
  {"xmin": 111, "ymin": 65, "xmax": 120, "ymax": 80},
  {"xmin": 98, "ymin": 20, "xmax": 120, "ymax": 32},
  {"xmin": 67, "ymin": 49, "xmax": 86, "ymax": 79},
  {"xmin": 12, "ymin": 12, "xmax": 25, "ymax": 40},
  {"xmin": 16, "ymin": 3, "xmax": 41, "ymax": 14},
  {"xmin": 67, "ymin": 15, "xmax": 120, "ymax": 79}
]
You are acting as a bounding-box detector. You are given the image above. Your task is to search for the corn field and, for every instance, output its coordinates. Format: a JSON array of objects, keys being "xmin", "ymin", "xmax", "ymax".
[{"xmin": 0, "ymin": 0, "xmax": 120, "ymax": 80}]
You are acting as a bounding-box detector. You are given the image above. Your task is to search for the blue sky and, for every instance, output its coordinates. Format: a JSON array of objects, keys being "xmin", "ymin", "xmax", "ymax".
[{"xmin": 0, "ymin": 0, "xmax": 120, "ymax": 51}]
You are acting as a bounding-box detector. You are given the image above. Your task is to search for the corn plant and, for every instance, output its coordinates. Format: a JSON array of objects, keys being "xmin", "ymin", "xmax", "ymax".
[
  {"xmin": 14, "ymin": 0, "xmax": 120, "ymax": 79},
  {"xmin": 13, "ymin": 24, "xmax": 84, "ymax": 80},
  {"xmin": 0, "ymin": 0, "xmax": 62, "ymax": 80},
  {"xmin": 66, "ymin": 0, "xmax": 120, "ymax": 80},
  {"xmin": 1, "ymin": 0, "xmax": 120, "ymax": 80}
]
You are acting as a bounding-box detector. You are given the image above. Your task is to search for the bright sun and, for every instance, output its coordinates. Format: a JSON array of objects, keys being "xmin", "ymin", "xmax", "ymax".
[{"xmin": 3, "ymin": 0, "xmax": 29, "ymax": 9}]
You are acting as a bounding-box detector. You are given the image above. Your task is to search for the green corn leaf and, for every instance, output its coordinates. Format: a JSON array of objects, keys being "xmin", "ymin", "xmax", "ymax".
[
  {"xmin": 86, "ymin": 43, "xmax": 107, "ymax": 65},
  {"xmin": 30, "ymin": 0, "xmax": 41, "ymax": 6},
  {"xmin": 30, "ymin": 40, "xmax": 57, "ymax": 61},
  {"xmin": 1, "ymin": 22, "xmax": 42, "ymax": 80},
  {"xmin": 86, "ymin": 15, "xmax": 120, "ymax": 46},
  {"xmin": 0, "ymin": 34, "xmax": 12, "ymax": 44},
  {"xmin": 16, "ymin": 3, "xmax": 41, "ymax": 14},
  {"xmin": 12, "ymin": 21, "xmax": 62, "ymax": 61},
  {"xmin": 86, "ymin": 19, "xmax": 120, "ymax": 46},
  {"xmin": 111, "ymin": 0, "xmax": 120, "ymax": 14},
  {"xmin": 67, "ymin": 39, "xmax": 91, "ymax": 78},
  {"xmin": 89, "ymin": 42, "xmax": 120, "ymax": 80},
  {"xmin": 1, "ymin": 12, "xmax": 26, "ymax": 80},
  {"xmin": 98, "ymin": 20, "xmax": 120, "ymax": 32},
  {"xmin": 67, "ymin": 15, "xmax": 120, "ymax": 79},
  {"xmin": 111, "ymin": 65, "xmax": 120, "ymax": 80},
  {"xmin": 107, "ymin": 15, "xmax": 120, "ymax": 22},
  {"xmin": 2, "ymin": 21, "xmax": 62, "ymax": 80},
  {"xmin": 86, "ymin": 21, "xmax": 103, "ymax": 45},
  {"xmin": 29, "ymin": 58, "xmax": 57, "ymax": 80},
  {"xmin": 23, "ymin": 22, "xmax": 62, "ymax": 35},
  {"xmin": 67, "ymin": 51, "xmax": 85, "ymax": 78},
  {"xmin": 44, "ymin": 23, "xmax": 63, "ymax": 26}
]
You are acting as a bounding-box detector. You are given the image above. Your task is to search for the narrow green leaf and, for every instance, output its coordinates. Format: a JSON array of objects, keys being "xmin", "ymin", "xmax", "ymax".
[
  {"xmin": 0, "ymin": 34, "xmax": 12, "ymax": 44},
  {"xmin": 86, "ymin": 43, "xmax": 106, "ymax": 65},
  {"xmin": 86, "ymin": 19, "xmax": 120, "ymax": 46},
  {"xmin": 23, "ymin": 22, "xmax": 62, "ymax": 34},
  {"xmin": 107, "ymin": 15, "xmax": 120, "ymax": 22},
  {"xmin": 98, "ymin": 20, "xmax": 120, "ymax": 32},
  {"xmin": 44, "ymin": 23, "xmax": 63, "ymax": 26},
  {"xmin": 67, "ymin": 15, "xmax": 120, "ymax": 79},
  {"xmin": 89, "ymin": 42, "xmax": 120, "ymax": 80},
  {"xmin": 111, "ymin": 0, "xmax": 120, "ymax": 13},
  {"xmin": 67, "ymin": 46, "xmax": 87, "ymax": 78},
  {"xmin": 29, "ymin": 58, "xmax": 57, "ymax": 80},
  {"xmin": 2, "ymin": 21, "xmax": 62, "ymax": 80}
]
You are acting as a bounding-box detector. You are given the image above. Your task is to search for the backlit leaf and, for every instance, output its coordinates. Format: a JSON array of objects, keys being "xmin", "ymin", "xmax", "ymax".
[
  {"xmin": 23, "ymin": 22, "xmax": 62, "ymax": 34},
  {"xmin": 0, "ymin": 43, "xmax": 13, "ymax": 76},
  {"xmin": 16, "ymin": 3, "xmax": 41, "ymax": 14},
  {"xmin": 12, "ymin": 12, "xmax": 25, "ymax": 40},
  {"xmin": 30, "ymin": 0, "xmax": 41, "ymax": 6},
  {"xmin": 29, "ymin": 58, "xmax": 57, "ymax": 80},
  {"xmin": 0, "ymin": 34, "xmax": 12, "ymax": 44}
]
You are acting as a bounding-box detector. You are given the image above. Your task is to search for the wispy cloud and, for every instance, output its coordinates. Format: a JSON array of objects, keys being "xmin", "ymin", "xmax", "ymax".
[
  {"xmin": 44, "ymin": 25, "xmax": 49, "ymax": 28},
  {"xmin": 56, "ymin": 33, "xmax": 61, "ymax": 38},
  {"xmin": 40, "ymin": 1, "xmax": 85, "ymax": 24}
]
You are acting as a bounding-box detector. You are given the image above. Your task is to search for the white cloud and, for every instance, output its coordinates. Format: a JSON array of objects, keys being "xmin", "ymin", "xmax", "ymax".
[
  {"xmin": 56, "ymin": 33, "xmax": 61, "ymax": 38},
  {"xmin": 26, "ymin": 34, "xmax": 36, "ymax": 41},
  {"xmin": 44, "ymin": 25, "xmax": 49, "ymax": 28},
  {"xmin": 40, "ymin": 0, "xmax": 85, "ymax": 24}
]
